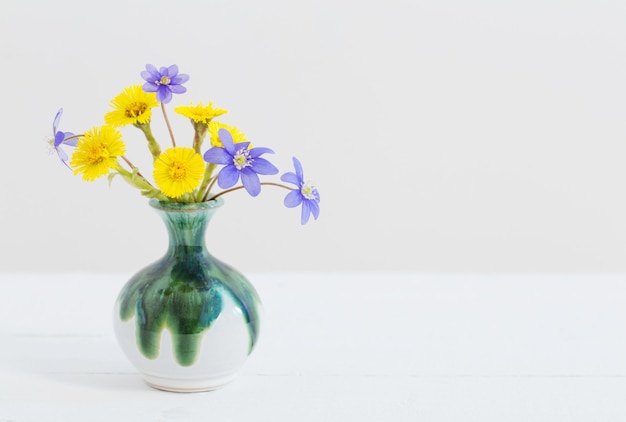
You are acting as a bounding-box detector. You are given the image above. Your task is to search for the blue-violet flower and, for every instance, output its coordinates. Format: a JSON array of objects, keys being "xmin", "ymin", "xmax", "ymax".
[
  {"xmin": 51, "ymin": 108, "xmax": 78, "ymax": 169},
  {"xmin": 281, "ymin": 157, "xmax": 320, "ymax": 224},
  {"xmin": 141, "ymin": 64, "xmax": 189, "ymax": 104},
  {"xmin": 203, "ymin": 128, "xmax": 278, "ymax": 197}
]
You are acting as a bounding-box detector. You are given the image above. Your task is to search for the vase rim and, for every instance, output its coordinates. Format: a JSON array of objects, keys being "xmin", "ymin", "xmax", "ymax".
[{"xmin": 148, "ymin": 197, "xmax": 224, "ymax": 212}]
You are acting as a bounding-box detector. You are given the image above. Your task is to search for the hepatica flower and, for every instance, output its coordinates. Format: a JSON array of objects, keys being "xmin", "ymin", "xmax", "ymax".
[
  {"xmin": 50, "ymin": 108, "xmax": 78, "ymax": 169},
  {"xmin": 203, "ymin": 128, "xmax": 278, "ymax": 197},
  {"xmin": 141, "ymin": 64, "xmax": 189, "ymax": 104},
  {"xmin": 48, "ymin": 63, "xmax": 320, "ymax": 224},
  {"xmin": 281, "ymin": 157, "xmax": 321, "ymax": 224}
]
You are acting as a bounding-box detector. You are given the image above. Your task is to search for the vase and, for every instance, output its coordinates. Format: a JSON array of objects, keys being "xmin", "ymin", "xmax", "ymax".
[{"xmin": 113, "ymin": 198, "xmax": 262, "ymax": 392}]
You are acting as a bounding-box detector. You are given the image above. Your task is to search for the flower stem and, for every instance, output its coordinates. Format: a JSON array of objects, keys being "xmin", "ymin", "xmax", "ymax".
[
  {"xmin": 135, "ymin": 123, "xmax": 161, "ymax": 160},
  {"xmin": 206, "ymin": 182, "xmax": 293, "ymax": 201},
  {"xmin": 260, "ymin": 182, "xmax": 294, "ymax": 191},
  {"xmin": 120, "ymin": 156, "xmax": 154, "ymax": 187},
  {"xmin": 161, "ymin": 102, "xmax": 176, "ymax": 147},
  {"xmin": 192, "ymin": 122, "xmax": 208, "ymax": 154},
  {"xmin": 61, "ymin": 133, "xmax": 84, "ymax": 143},
  {"xmin": 201, "ymin": 175, "xmax": 219, "ymax": 202},
  {"xmin": 118, "ymin": 156, "xmax": 169, "ymax": 201},
  {"xmin": 196, "ymin": 162, "xmax": 216, "ymax": 202}
]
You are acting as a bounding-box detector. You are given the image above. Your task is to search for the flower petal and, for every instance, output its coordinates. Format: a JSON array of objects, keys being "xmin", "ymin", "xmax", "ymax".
[
  {"xmin": 284, "ymin": 190, "xmax": 303, "ymax": 208},
  {"xmin": 54, "ymin": 131, "xmax": 65, "ymax": 147},
  {"xmin": 241, "ymin": 168, "xmax": 261, "ymax": 197},
  {"xmin": 56, "ymin": 147, "xmax": 68, "ymax": 164},
  {"xmin": 235, "ymin": 142, "xmax": 251, "ymax": 151},
  {"xmin": 169, "ymin": 84, "xmax": 187, "ymax": 94},
  {"xmin": 171, "ymin": 74, "xmax": 189, "ymax": 85},
  {"xmin": 218, "ymin": 128, "xmax": 235, "ymax": 154},
  {"xmin": 249, "ymin": 147, "xmax": 274, "ymax": 158},
  {"xmin": 140, "ymin": 71, "xmax": 157, "ymax": 83},
  {"xmin": 203, "ymin": 146, "xmax": 232, "ymax": 164},
  {"xmin": 142, "ymin": 82, "xmax": 159, "ymax": 92},
  {"xmin": 292, "ymin": 157, "xmax": 304, "ymax": 180},
  {"xmin": 250, "ymin": 157, "xmax": 278, "ymax": 175},
  {"xmin": 157, "ymin": 87, "xmax": 172, "ymax": 103},
  {"xmin": 143, "ymin": 64, "xmax": 160, "ymax": 81},
  {"xmin": 281, "ymin": 171, "xmax": 300, "ymax": 186},
  {"xmin": 53, "ymin": 108, "xmax": 62, "ymax": 133},
  {"xmin": 167, "ymin": 64, "xmax": 179, "ymax": 77},
  {"xmin": 217, "ymin": 165, "xmax": 239, "ymax": 189},
  {"xmin": 308, "ymin": 199, "xmax": 320, "ymax": 220},
  {"xmin": 63, "ymin": 132, "xmax": 78, "ymax": 147},
  {"xmin": 300, "ymin": 200, "xmax": 312, "ymax": 224}
]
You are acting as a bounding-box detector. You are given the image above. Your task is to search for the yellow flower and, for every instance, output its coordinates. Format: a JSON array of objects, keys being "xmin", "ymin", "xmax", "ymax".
[
  {"xmin": 104, "ymin": 85, "xmax": 159, "ymax": 127},
  {"xmin": 174, "ymin": 102, "xmax": 228, "ymax": 124},
  {"xmin": 70, "ymin": 125, "xmax": 126, "ymax": 181},
  {"xmin": 208, "ymin": 121, "xmax": 248, "ymax": 147},
  {"xmin": 153, "ymin": 147, "xmax": 205, "ymax": 198}
]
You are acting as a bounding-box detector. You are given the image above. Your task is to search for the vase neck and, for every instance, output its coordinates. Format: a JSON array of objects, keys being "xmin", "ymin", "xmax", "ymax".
[{"xmin": 150, "ymin": 199, "xmax": 223, "ymax": 255}]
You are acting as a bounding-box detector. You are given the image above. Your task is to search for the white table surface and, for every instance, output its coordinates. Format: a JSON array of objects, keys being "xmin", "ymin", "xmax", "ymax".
[{"xmin": 1, "ymin": 272, "xmax": 626, "ymax": 421}]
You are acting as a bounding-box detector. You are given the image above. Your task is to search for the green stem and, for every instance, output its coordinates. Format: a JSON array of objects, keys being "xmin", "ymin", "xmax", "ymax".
[
  {"xmin": 201, "ymin": 175, "xmax": 219, "ymax": 202},
  {"xmin": 135, "ymin": 123, "xmax": 161, "ymax": 160},
  {"xmin": 117, "ymin": 157, "xmax": 167, "ymax": 200},
  {"xmin": 192, "ymin": 122, "xmax": 208, "ymax": 154},
  {"xmin": 120, "ymin": 156, "xmax": 151, "ymax": 185},
  {"xmin": 196, "ymin": 163, "xmax": 217, "ymax": 202},
  {"xmin": 175, "ymin": 192, "xmax": 196, "ymax": 203}
]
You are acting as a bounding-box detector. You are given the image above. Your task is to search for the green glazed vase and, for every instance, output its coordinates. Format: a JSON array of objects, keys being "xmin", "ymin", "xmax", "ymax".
[{"xmin": 113, "ymin": 198, "xmax": 262, "ymax": 392}]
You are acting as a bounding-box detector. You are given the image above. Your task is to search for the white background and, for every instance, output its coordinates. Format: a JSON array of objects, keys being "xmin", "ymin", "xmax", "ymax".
[{"xmin": 1, "ymin": 0, "xmax": 626, "ymax": 273}]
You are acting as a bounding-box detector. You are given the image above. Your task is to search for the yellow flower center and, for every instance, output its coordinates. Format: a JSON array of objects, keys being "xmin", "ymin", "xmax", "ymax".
[
  {"xmin": 233, "ymin": 148, "xmax": 252, "ymax": 170},
  {"xmin": 159, "ymin": 75, "xmax": 171, "ymax": 85},
  {"xmin": 86, "ymin": 143, "xmax": 110, "ymax": 164},
  {"xmin": 125, "ymin": 101, "xmax": 148, "ymax": 118},
  {"xmin": 301, "ymin": 181, "xmax": 317, "ymax": 200},
  {"xmin": 168, "ymin": 161, "xmax": 188, "ymax": 181}
]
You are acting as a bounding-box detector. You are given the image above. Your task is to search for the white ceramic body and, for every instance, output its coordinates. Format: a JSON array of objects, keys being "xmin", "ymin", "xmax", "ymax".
[
  {"xmin": 113, "ymin": 199, "xmax": 263, "ymax": 392},
  {"xmin": 113, "ymin": 292, "xmax": 260, "ymax": 392}
]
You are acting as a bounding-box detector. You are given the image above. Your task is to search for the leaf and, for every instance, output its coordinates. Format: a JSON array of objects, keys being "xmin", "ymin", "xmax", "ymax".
[{"xmin": 107, "ymin": 172, "xmax": 119, "ymax": 187}]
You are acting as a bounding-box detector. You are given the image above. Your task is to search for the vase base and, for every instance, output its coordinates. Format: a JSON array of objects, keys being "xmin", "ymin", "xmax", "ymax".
[{"xmin": 142, "ymin": 373, "xmax": 238, "ymax": 393}]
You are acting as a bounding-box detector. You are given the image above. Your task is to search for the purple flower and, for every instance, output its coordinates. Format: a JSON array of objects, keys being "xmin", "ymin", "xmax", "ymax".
[
  {"xmin": 140, "ymin": 64, "xmax": 189, "ymax": 104},
  {"xmin": 281, "ymin": 157, "xmax": 320, "ymax": 224},
  {"xmin": 51, "ymin": 108, "xmax": 78, "ymax": 169},
  {"xmin": 203, "ymin": 128, "xmax": 279, "ymax": 197}
]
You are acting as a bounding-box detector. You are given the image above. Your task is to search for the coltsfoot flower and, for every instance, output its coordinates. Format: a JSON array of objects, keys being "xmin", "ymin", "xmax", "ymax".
[
  {"xmin": 70, "ymin": 125, "xmax": 126, "ymax": 181},
  {"xmin": 175, "ymin": 102, "xmax": 227, "ymax": 125},
  {"xmin": 153, "ymin": 147, "xmax": 205, "ymax": 198},
  {"xmin": 105, "ymin": 85, "xmax": 159, "ymax": 127}
]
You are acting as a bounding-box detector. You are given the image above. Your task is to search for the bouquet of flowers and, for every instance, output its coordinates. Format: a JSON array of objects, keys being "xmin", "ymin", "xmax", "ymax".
[{"xmin": 49, "ymin": 64, "xmax": 320, "ymax": 224}]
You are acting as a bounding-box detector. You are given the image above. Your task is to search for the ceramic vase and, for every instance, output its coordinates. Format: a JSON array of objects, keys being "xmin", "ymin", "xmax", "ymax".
[{"xmin": 113, "ymin": 198, "xmax": 262, "ymax": 392}]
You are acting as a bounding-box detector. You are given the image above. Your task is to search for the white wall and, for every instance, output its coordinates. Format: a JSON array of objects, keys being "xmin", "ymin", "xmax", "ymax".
[{"xmin": 1, "ymin": 0, "xmax": 625, "ymax": 273}]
